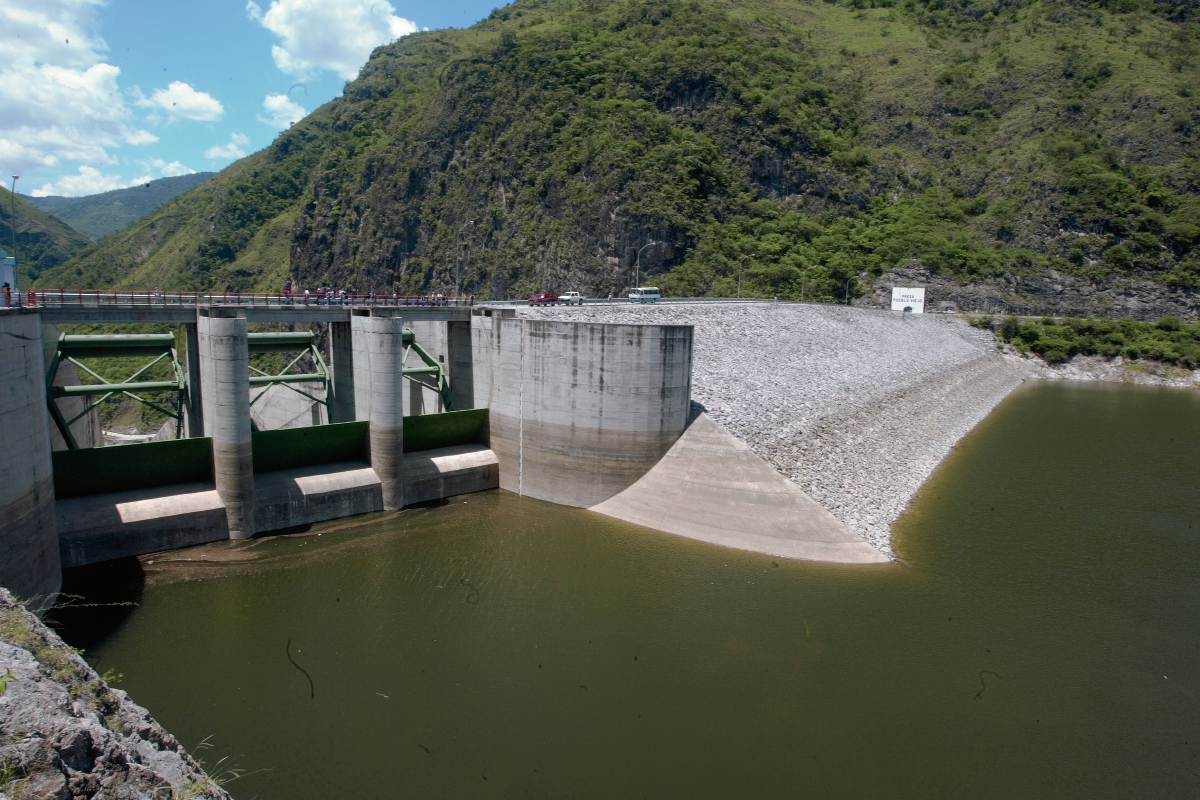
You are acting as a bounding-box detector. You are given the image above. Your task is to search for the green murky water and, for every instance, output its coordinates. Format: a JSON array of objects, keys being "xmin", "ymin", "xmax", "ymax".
[{"xmin": 58, "ymin": 381, "xmax": 1200, "ymax": 798}]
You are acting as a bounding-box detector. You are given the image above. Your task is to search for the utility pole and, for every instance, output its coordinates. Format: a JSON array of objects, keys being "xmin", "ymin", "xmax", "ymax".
[
  {"xmin": 635, "ymin": 240, "xmax": 659, "ymax": 289},
  {"xmin": 737, "ymin": 253, "xmax": 755, "ymax": 299},
  {"xmin": 9, "ymin": 176, "xmax": 16, "ymax": 264},
  {"xmin": 455, "ymin": 219, "xmax": 474, "ymax": 298}
]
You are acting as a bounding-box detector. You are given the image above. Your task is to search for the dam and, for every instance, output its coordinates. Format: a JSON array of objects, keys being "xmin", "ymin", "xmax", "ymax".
[{"xmin": 2, "ymin": 296, "xmax": 888, "ymax": 612}]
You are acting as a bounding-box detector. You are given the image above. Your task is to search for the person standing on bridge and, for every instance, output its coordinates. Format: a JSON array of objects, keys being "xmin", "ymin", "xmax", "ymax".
[{"xmin": 2, "ymin": 282, "xmax": 10, "ymax": 308}]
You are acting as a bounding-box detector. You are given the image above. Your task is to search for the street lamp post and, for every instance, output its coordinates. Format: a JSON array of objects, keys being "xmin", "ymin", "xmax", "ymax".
[
  {"xmin": 10, "ymin": 176, "xmax": 17, "ymax": 264},
  {"xmin": 737, "ymin": 253, "xmax": 755, "ymax": 299},
  {"xmin": 455, "ymin": 219, "xmax": 474, "ymax": 298},
  {"xmin": 634, "ymin": 240, "xmax": 659, "ymax": 289}
]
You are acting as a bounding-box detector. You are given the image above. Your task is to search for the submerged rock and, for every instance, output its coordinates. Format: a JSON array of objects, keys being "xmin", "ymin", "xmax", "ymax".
[{"xmin": 0, "ymin": 588, "xmax": 230, "ymax": 799}]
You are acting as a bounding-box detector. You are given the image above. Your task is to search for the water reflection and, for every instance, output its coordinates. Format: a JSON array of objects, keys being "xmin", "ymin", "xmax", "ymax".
[{"xmin": 58, "ymin": 381, "xmax": 1200, "ymax": 799}]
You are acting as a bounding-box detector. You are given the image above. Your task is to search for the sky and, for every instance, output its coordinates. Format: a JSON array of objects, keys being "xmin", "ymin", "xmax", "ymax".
[{"xmin": 0, "ymin": 0, "xmax": 500, "ymax": 198}]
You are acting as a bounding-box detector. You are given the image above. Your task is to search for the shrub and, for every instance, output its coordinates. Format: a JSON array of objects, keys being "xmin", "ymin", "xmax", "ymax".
[{"xmin": 993, "ymin": 315, "xmax": 1200, "ymax": 368}]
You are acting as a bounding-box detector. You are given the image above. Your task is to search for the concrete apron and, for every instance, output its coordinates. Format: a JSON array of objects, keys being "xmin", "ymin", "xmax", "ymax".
[
  {"xmin": 590, "ymin": 413, "xmax": 889, "ymax": 565},
  {"xmin": 56, "ymin": 445, "xmax": 499, "ymax": 568}
]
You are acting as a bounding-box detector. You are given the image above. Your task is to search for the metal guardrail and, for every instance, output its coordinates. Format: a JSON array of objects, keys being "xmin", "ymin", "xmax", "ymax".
[{"xmin": 23, "ymin": 289, "xmax": 474, "ymax": 308}]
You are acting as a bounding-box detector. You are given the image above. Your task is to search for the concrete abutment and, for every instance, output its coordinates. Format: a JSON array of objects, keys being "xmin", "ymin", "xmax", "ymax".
[
  {"xmin": 471, "ymin": 313, "xmax": 693, "ymax": 507},
  {"xmin": 0, "ymin": 309, "xmax": 60, "ymax": 610}
]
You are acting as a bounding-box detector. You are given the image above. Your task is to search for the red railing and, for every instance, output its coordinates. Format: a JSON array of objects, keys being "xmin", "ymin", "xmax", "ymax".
[{"xmin": 24, "ymin": 289, "xmax": 474, "ymax": 308}]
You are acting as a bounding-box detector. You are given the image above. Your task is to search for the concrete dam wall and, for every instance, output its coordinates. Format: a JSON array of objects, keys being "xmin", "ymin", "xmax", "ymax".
[
  {"xmin": 0, "ymin": 309, "xmax": 60, "ymax": 610},
  {"xmin": 471, "ymin": 312, "xmax": 693, "ymax": 507}
]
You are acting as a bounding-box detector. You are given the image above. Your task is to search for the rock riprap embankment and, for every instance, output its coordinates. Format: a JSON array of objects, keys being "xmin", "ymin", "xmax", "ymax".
[
  {"xmin": 521, "ymin": 302, "xmax": 1028, "ymax": 556},
  {"xmin": 0, "ymin": 589, "xmax": 230, "ymax": 799}
]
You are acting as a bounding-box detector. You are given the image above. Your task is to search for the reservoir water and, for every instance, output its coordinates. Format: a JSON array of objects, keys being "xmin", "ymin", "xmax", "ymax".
[{"xmin": 56, "ymin": 381, "xmax": 1200, "ymax": 798}]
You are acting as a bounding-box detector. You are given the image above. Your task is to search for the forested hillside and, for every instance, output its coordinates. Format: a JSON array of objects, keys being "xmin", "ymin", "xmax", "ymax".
[
  {"xmin": 38, "ymin": 0, "xmax": 1200, "ymax": 317},
  {"xmin": 0, "ymin": 188, "xmax": 90, "ymax": 285},
  {"xmin": 28, "ymin": 173, "xmax": 215, "ymax": 241}
]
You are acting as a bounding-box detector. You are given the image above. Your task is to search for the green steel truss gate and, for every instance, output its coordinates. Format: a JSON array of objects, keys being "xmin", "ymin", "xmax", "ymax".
[{"xmin": 45, "ymin": 328, "xmax": 452, "ymax": 449}]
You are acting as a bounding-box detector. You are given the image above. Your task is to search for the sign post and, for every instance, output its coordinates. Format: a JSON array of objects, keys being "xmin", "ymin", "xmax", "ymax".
[{"xmin": 891, "ymin": 287, "xmax": 925, "ymax": 313}]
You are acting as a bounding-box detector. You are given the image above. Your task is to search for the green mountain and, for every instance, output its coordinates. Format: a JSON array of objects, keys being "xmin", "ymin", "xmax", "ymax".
[
  {"xmin": 27, "ymin": 173, "xmax": 215, "ymax": 241},
  {"xmin": 0, "ymin": 188, "xmax": 91, "ymax": 286},
  {"xmin": 39, "ymin": 0, "xmax": 1200, "ymax": 317}
]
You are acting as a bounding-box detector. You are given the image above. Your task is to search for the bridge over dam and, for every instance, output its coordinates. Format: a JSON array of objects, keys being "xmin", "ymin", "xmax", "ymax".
[{"xmin": 1, "ymin": 297, "xmax": 887, "ymax": 610}]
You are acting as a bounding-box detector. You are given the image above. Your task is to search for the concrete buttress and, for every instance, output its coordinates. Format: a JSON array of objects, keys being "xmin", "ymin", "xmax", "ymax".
[
  {"xmin": 198, "ymin": 308, "xmax": 255, "ymax": 538},
  {"xmin": 0, "ymin": 308, "xmax": 60, "ymax": 610}
]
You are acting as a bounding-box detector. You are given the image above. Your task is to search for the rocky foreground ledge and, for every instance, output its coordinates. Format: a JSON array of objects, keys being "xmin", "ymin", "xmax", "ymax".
[{"xmin": 0, "ymin": 589, "xmax": 229, "ymax": 800}]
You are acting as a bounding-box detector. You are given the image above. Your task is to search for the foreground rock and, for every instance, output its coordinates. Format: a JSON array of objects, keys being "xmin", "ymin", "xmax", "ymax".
[
  {"xmin": 523, "ymin": 302, "xmax": 1027, "ymax": 556},
  {"xmin": 0, "ymin": 588, "xmax": 230, "ymax": 800}
]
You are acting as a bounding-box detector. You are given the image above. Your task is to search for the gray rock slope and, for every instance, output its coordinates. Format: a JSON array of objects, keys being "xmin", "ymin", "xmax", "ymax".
[
  {"xmin": 523, "ymin": 302, "xmax": 1029, "ymax": 556},
  {"xmin": 0, "ymin": 589, "xmax": 230, "ymax": 800}
]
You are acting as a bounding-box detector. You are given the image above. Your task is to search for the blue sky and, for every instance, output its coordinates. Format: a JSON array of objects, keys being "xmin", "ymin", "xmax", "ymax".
[{"xmin": 1, "ymin": 0, "xmax": 500, "ymax": 197}]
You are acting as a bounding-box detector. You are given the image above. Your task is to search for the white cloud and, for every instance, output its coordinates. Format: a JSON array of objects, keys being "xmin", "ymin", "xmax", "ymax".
[
  {"xmin": 29, "ymin": 156, "xmax": 196, "ymax": 197},
  {"xmin": 0, "ymin": 1, "xmax": 155, "ymax": 178},
  {"xmin": 248, "ymin": 0, "xmax": 416, "ymax": 80},
  {"xmin": 31, "ymin": 165, "xmax": 129, "ymax": 197},
  {"xmin": 137, "ymin": 81, "xmax": 224, "ymax": 122},
  {"xmin": 124, "ymin": 129, "xmax": 159, "ymax": 146},
  {"xmin": 259, "ymin": 93, "xmax": 306, "ymax": 129},
  {"xmin": 204, "ymin": 133, "xmax": 250, "ymax": 161},
  {"xmin": 142, "ymin": 157, "xmax": 196, "ymax": 177}
]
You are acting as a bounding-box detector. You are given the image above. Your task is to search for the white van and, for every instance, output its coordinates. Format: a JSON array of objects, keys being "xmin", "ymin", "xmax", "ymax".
[
  {"xmin": 560, "ymin": 291, "xmax": 584, "ymax": 305},
  {"xmin": 629, "ymin": 287, "xmax": 661, "ymax": 303}
]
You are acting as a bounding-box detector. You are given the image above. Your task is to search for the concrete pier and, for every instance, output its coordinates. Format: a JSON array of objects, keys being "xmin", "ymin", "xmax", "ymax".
[
  {"xmin": 198, "ymin": 308, "xmax": 255, "ymax": 538},
  {"xmin": 448, "ymin": 321, "xmax": 474, "ymax": 410},
  {"xmin": 472, "ymin": 314, "xmax": 693, "ymax": 507},
  {"xmin": 183, "ymin": 323, "xmax": 205, "ymax": 437},
  {"xmin": 329, "ymin": 320, "xmax": 355, "ymax": 423},
  {"xmin": 0, "ymin": 309, "xmax": 60, "ymax": 610},
  {"xmin": 352, "ymin": 310, "xmax": 406, "ymax": 510}
]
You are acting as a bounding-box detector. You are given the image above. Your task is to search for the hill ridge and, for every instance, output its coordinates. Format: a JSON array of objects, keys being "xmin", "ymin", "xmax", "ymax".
[
  {"xmin": 37, "ymin": 0, "xmax": 1200, "ymax": 318},
  {"xmin": 26, "ymin": 173, "xmax": 215, "ymax": 241}
]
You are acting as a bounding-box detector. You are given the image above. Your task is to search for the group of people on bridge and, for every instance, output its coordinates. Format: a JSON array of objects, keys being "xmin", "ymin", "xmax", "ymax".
[{"xmin": 278, "ymin": 286, "xmax": 469, "ymax": 306}]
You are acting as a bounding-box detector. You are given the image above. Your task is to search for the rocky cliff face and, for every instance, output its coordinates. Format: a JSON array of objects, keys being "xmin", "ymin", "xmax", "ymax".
[
  {"xmin": 865, "ymin": 265, "xmax": 1200, "ymax": 321},
  {"xmin": 0, "ymin": 589, "xmax": 229, "ymax": 800}
]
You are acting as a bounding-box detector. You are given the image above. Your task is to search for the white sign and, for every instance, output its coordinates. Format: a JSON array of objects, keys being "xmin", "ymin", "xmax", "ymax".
[{"xmin": 891, "ymin": 287, "xmax": 925, "ymax": 313}]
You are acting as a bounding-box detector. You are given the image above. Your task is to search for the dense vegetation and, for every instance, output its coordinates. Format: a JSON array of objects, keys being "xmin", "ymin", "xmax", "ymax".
[
  {"xmin": 0, "ymin": 189, "xmax": 90, "ymax": 286},
  {"xmin": 981, "ymin": 313, "xmax": 1200, "ymax": 365},
  {"xmin": 27, "ymin": 173, "xmax": 214, "ymax": 241},
  {"xmin": 37, "ymin": 0, "xmax": 1200, "ymax": 309}
]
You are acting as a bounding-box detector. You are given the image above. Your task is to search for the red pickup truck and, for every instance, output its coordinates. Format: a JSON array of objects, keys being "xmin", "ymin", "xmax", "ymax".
[{"xmin": 528, "ymin": 291, "xmax": 559, "ymax": 306}]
